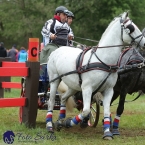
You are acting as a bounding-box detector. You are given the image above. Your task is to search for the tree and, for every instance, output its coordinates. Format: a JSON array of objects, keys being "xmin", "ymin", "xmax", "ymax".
[{"xmin": 0, "ymin": 0, "xmax": 145, "ymax": 48}]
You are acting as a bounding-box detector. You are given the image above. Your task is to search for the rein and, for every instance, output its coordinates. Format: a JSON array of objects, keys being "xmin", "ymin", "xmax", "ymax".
[
  {"xmin": 74, "ymin": 36, "xmax": 99, "ymax": 43},
  {"xmin": 93, "ymin": 44, "xmax": 127, "ymax": 48},
  {"xmin": 56, "ymin": 36, "xmax": 129, "ymax": 49}
]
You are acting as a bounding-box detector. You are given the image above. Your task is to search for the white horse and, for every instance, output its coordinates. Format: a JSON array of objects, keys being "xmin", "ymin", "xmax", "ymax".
[{"xmin": 46, "ymin": 12, "xmax": 145, "ymax": 140}]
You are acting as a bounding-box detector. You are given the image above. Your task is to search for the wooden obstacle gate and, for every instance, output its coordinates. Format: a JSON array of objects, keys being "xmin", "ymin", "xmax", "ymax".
[{"xmin": 0, "ymin": 38, "xmax": 40, "ymax": 128}]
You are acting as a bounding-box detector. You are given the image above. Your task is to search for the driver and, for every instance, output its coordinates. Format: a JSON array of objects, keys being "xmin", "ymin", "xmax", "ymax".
[{"xmin": 41, "ymin": 6, "xmax": 73, "ymax": 46}]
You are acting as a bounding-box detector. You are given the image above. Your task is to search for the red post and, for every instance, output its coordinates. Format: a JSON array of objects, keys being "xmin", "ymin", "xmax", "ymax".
[{"xmin": 28, "ymin": 38, "xmax": 39, "ymax": 62}]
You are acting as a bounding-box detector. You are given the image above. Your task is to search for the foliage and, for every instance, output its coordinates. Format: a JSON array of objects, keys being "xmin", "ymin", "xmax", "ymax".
[{"xmin": 0, "ymin": 0, "xmax": 145, "ymax": 48}]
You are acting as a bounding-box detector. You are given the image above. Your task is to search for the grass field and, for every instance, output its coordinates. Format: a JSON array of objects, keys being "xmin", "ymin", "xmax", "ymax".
[{"xmin": 0, "ymin": 77, "xmax": 145, "ymax": 145}]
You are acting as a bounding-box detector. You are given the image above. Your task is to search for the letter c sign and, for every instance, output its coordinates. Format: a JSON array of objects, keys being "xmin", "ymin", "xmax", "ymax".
[
  {"xmin": 31, "ymin": 47, "xmax": 37, "ymax": 57},
  {"xmin": 28, "ymin": 38, "xmax": 39, "ymax": 61}
]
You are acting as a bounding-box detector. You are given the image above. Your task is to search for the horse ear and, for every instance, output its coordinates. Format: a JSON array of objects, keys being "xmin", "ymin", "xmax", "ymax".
[
  {"xmin": 122, "ymin": 11, "xmax": 129, "ymax": 21},
  {"xmin": 126, "ymin": 24, "xmax": 135, "ymax": 34},
  {"xmin": 125, "ymin": 11, "xmax": 129, "ymax": 17}
]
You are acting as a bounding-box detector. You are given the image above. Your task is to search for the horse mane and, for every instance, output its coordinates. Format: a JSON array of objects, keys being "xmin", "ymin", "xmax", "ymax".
[
  {"xmin": 101, "ymin": 12, "xmax": 130, "ymax": 39},
  {"xmin": 101, "ymin": 15, "xmax": 123, "ymax": 38}
]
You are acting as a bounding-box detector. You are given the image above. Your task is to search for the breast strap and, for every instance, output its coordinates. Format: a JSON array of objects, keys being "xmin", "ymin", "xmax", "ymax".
[{"xmin": 76, "ymin": 47, "xmax": 118, "ymax": 85}]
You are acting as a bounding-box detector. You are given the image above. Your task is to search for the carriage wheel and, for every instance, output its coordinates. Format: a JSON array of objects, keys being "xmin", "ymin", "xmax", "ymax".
[
  {"xmin": 88, "ymin": 95, "xmax": 100, "ymax": 127},
  {"xmin": 19, "ymin": 77, "xmax": 25, "ymax": 124}
]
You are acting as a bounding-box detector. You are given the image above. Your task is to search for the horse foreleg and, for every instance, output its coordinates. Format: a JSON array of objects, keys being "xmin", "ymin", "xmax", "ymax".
[
  {"xmin": 103, "ymin": 88, "xmax": 114, "ymax": 140},
  {"xmin": 112, "ymin": 91, "xmax": 126, "ymax": 135},
  {"xmin": 46, "ymin": 79, "xmax": 60, "ymax": 132},
  {"xmin": 63, "ymin": 87, "xmax": 92, "ymax": 128}
]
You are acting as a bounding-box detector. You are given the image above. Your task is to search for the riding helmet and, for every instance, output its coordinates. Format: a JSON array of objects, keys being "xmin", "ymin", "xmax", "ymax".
[
  {"xmin": 55, "ymin": 6, "xmax": 68, "ymax": 14},
  {"xmin": 67, "ymin": 11, "xmax": 75, "ymax": 19}
]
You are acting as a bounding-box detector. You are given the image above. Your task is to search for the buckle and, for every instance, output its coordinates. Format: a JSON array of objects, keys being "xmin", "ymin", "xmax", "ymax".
[{"xmin": 138, "ymin": 62, "xmax": 145, "ymax": 68}]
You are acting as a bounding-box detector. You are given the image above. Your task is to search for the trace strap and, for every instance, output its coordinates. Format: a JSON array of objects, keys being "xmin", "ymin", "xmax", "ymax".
[{"xmin": 49, "ymin": 70, "xmax": 77, "ymax": 83}]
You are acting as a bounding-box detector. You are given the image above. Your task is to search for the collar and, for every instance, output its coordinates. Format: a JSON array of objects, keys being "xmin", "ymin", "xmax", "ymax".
[{"xmin": 54, "ymin": 15, "xmax": 61, "ymax": 22}]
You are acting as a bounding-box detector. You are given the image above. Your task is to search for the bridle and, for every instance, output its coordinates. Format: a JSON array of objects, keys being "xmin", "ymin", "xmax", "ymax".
[{"xmin": 120, "ymin": 18, "xmax": 143, "ymax": 47}]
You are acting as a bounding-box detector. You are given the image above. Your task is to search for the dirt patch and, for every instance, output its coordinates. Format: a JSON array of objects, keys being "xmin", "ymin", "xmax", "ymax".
[
  {"xmin": 119, "ymin": 128, "xmax": 145, "ymax": 137},
  {"xmin": 62, "ymin": 125, "xmax": 145, "ymax": 138}
]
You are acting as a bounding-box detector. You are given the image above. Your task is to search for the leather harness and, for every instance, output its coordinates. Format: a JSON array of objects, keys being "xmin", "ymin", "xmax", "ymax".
[
  {"xmin": 76, "ymin": 47, "xmax": 118, "ymax": 85},
  {"xmin": 49, "ymin": 46, "xmax": 119, "ymax": 85}
]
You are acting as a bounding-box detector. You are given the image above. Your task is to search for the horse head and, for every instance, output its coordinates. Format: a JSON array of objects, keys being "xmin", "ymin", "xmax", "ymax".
[{"xmin": 120, "ymin": 12, "xmax": 145, "ymax": 48}]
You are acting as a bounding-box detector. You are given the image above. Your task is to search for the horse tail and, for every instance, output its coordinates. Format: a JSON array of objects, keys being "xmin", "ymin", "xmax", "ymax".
[
  {"xmin": 57, "ymin": 81, "xmax": 76, "ymax": 112},
  {"xmin": 65, "ymin": 96, "xmax": 76, "ymax": 112}
]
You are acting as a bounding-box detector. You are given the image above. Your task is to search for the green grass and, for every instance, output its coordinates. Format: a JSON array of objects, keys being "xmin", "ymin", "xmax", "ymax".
[{"xmin": 1, "ymin": 77, "xmax": 145, "ymax": 144}]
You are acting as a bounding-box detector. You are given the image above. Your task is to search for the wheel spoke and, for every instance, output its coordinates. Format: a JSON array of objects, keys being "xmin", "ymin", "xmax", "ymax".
[
  {"xmin": 88, "ymin": 96, "xmax": 100, "ymax": 127},
  {"xmin": 91, "ymin": 105, "xmax": 97, "ymax": 113},
  {"xmin": 90, "ymin": 110, "xmax": 95, "ymax": 122}
]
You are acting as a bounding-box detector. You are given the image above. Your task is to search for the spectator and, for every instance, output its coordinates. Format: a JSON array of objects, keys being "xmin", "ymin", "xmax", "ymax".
[
  {"xmin": 0, "ymin": 43, "xmax": 7, "ymax": 57},
  {"xmin": 8, "ymin": 44, "xmax": 18, "ymax": 62},
  {"xmin": 6, "ymin": 49, "xmax": 9, "ymax": 56},
  {"xmin": 17, "ymin": 47, "xmax": 27, "ymax": 62},
  {"xmin": 0, "ymin": 42, "xmax": 9, "ymax": 92}
]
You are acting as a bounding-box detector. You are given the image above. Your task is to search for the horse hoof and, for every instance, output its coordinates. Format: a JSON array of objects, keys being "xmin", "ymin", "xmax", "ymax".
[
  {"xmin": 63, "ymin": 118, "xmax": 72, "ymax": 128},
  {"xmin": 80, "ymin": 116, "xmax": 89, "ymax": 128},
  {"xmin": 112, "ymin": 128, "xmax": 120, "ymax": 135},
  {"xmin": 80, "ymin": 120, "xmax": 88, "ymax": 128},
  {"xmin": 54, "ymin": 120, "xmax": 63, "ymax": 131},
  {"xmin": 80, "ymin": 122, "xmax": 88, "ymax": 128},
  {"xmin": 46, "ymin": 126, "xmax": 54, "ymax": 133},
  {"xmin": 46, "ymin": 122, "xmax": 54, "ymax": 133},
  {"xmin": 103, "ymin": 131, "xmax": 113, "ymax": 140}
]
